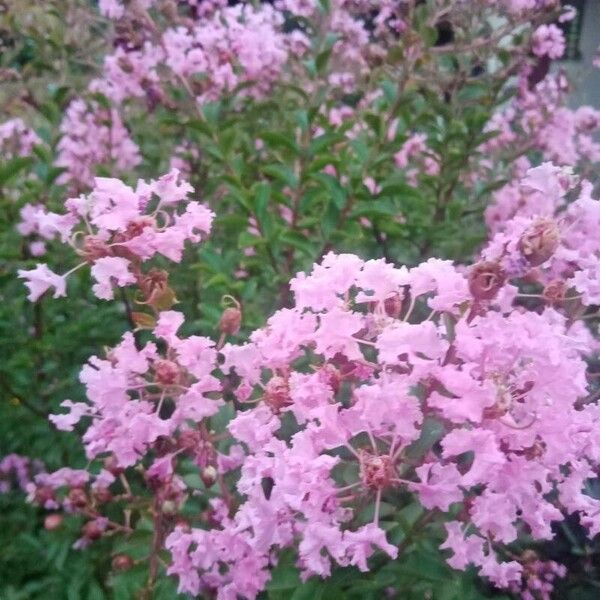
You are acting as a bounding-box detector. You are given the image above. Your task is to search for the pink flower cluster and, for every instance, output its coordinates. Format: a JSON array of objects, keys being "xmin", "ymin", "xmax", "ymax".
[
  {"xmin": 20, "ymin": 164, "xmax": 600, "ymax": 599},
  {"xmin": 55, "ymin": 99, "xmax": 141, "ymax": 189},
  {"xmin": 50, "ymin": 313, "xmax": 222, "ymax": 467},
  {"xmin": 483, "ymin": 73, "xmax": 600, "ymax": 173},
  {"xmin": 0, "ymin": 118, "xmax": 40, "ymax": 158},
  {"xmin": 17, "ymin": 169, "xmax": 213, "ymax": 302},
  {"xmin": 532, "ymin": 24, "xmax": 565, "ymax": 59},
  {"xmin": 394, "ymin": 132, "xmax": 440, "ymax": 185},
  {"xmin": 91, "ymin": 4, "xmax": 292, "ymax": 108},
  {"xmin": 0, "ymin": 454, "xmax": 43, "ymax": 493},
  {"xmin": 483, "ymin": 163, "xmax": 600, "ymax": 307}
]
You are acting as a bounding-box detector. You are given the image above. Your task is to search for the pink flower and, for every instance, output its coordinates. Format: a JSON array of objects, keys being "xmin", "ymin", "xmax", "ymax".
[
  {"xmin": 90, "ymin": 256, "xmax": 136, "ymax": 300},
  {"xmin": 49, "ymin": 401, "xmax": 89, "ymax": 431},
  {"xmin": 18, "ymin": 264, "xmax": 66, "ymax": 302},
  {"xmin": 154, "ymin": 311, "xmax": 184, "ymax": 345},
  {"xmin": 98, "ymin": 0, "xmax": 124, "ymax": 19},
  {"xmin": 532, "ymin": 24, "xmax": 566, "ymax": 60},
  {"xmin": 343, "ymin": 524, "xmax": 398, "ymax": 571}
]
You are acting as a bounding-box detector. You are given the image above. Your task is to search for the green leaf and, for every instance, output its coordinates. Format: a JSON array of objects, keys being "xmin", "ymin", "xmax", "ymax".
[
  {"xmin": 309, "ymin": 132, "xmax": 346, "ymax": 156},
  {"xmin": 0, "ymin": 157, "xmax": 33, "ymax": 186},
  {"xmin": 187, "ymin": 118, "xmax": 214, "ymax": 137},
  {"xmin": 279, "ymin": 231, "xmax": 315, "ymax": 258},
  {"xmin": 321, "ymin": 200, "xmax": 340, "ymax": 238},
  {"xmin": 259, "ymin": 131, "xmax": 300, "ymax": 155},
  {"xmin": 315, "ymin": 48, "xmax": 333, "ymax": 73},
  {"xmin": 310, "ymin": 172, "xmax": 347, "ymax": 209},
  {"xmin": 262, "ymin": 164, "xmax": 299, "ymax": 188},
  {"xmin": 291, "ymin": 579, "xmax": 325, "ymax": 600},
  {"xmin": 253, "ymin": 182, "xmax": 272, "ymax": 235}
]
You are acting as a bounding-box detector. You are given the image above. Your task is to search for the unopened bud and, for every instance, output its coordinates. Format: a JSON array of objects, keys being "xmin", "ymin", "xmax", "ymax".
[
  {"xmin": 82, "ymin": 520, "xmax": 104, "ymax": 541},
  {"xmin": 161, "ymin": 499, "xmax": 177, "ymax": 516},
  {"xmin": 93, "ymin": 487, "xmax": 112, "ymax": 504},
  {"xmin": 201, "ymin": 466, "xmax": 217, "ymax": 488},
  {"xmin": 383, "ymin": 293, "xmax": 403, "ymax": 318},
  {"xmin": 175, "ymin": 517, "xmax": 191, "ymax": 533},
  {"xmin": 264, "ymin": 376, "xmax": 291, "ymax": 412},
  {"xmin": 521, "ymin": 549, "xmax": 538, "ymax": 564},
  {"xmin": 468, "ymin": 261, "xmax": 506, "ymax": 301},
  {"xmin": 154, "ymin": 359, "xmax": 180, "ymax": 385},
  {"xmin": 82, "ymin": 235, "xmax": 111, "ymax": 262},
  {"xmin": 112, "ymin": 554, "xmax": 134, "ymax": 572},
  {"xmin": 219, "ymin": 306, "xmax": 241, "ymax": 335},
  {"xmin": 44, "ymin": 514, "xmax": 63, "ymax": 530},
  {"xmin": 138, "ymin": 269, "xmax": 169, "ymax": 304},
  {"xmin": 359, "ymin": 452, "xmax": 394, "ymax": 490},
  {"xmin": 178, "ymin": 429, "xmax": 201, "ymax": 453},
  {"xmin": 34, "ymin": 486, "xmax": 55, "ymax": 506},
  {"xmin": 542, "ymin": 280, "xmax": 567, "ymax": 306},
  {"xmin": 68, "ymin": 487, "xmax": 88, "ymax": 509},
  {"xmin": 518, "ymin": 218, "xmax": 560, "ymax": 266},
  {"xmin": 160, "ymin": 0, "xmax": 178, "ymax": 20}
]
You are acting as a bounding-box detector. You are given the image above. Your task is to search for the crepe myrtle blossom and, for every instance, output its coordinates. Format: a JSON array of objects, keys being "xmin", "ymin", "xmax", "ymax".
[
  {"xmin": 162, "ymin": 240, "xmax": 596, "ymax": 598},
  {"xmin": 26, "ymin": 163, "xmax": 600, "ymax": 597},
  {"xmin": 481, "ymin": 72, "xmax": 600, "ymax": 197},
  {"xmin": 482, "ymin": 165, "xmax": 600, "ymax": 312},
  {"xmin": 0, "ymin": 118, "xmax": 41, "ymax": 158},
  {"xmin": 24, "ymin": 177, "xmax": 600, "ymax": 598},
  {"xmin": 55, "ymin": 98, "xmax": 141, "ymax": 189},
  {"xmin": 0, "ymin": 454, "xmax": 43, "ymax": 493},
  {"xmin": 48, "ymin": 312, "xmax": 222, "ymax": 468},
  {"xmin": 531, "ymin": 24, "xmax": 565, "ymax": 60},
  {"xmin": 17, "ymin": 170, "xmax": 213, "ymax": 302}
]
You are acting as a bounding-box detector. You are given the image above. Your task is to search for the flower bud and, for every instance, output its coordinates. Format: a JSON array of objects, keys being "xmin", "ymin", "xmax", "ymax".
[
  {"xmin": 67, "ymin": 487, "xmax": 88, "ymax": 509},
  {"xmin": 178, "ymin": 429, "xmax": 201, "ymax": 453},
  {"xmin": 82, "ymin": 235, "xmax": 112, "ymax": 262},
  {"xmin": 468, "ymin": 261, "xmax": 506, "ymax": 301},
  {"xmin": 138, "ymin": 268, "xmax": 168, "ymax": 297},
  {"xmin": 200, "ymin": 465, "xmax": 218, "ymax": 488},
  {"xmin": 112, "ymin": 554, "xmax": 134, "ymax": 572},
  {"xmin": 543, "ymin": 280, "xmax": 567, "ymax": 306},
  {"xmin": 44, "ymin": 514, "xmax": 63, "ymax": 530},
  {"xmin": 175, "ymin": 517, "xmax": 191, "ymax": 533},
  {"xmin": 93, "ymin": 487, "xmax": 113, "ymax": 504},
  {"xmin": 154, "ymin": 359, "xmax": 180, "ymax": 385},
  {"xmin": 161, "ymin": 499, "xmax": 177, "ymax": 516},
  {"xmin": 82, "ymin": 520, "xmax": 104, "ymax": 541},
  {"xmin": 520, "ymin": 549, "xmax": 538, "ymax": 564},
  {"xmin": 383, "ymin": 293, "xmax": 403, "ymax": 318},
  {"xmin": 359, "ymin": 451, "xmax": 394, "ymax": 490},
  {"xmin": 518, "ymin": 217, "xmax": 560, "ymax": 266},
  {"xmin": 34, "ymin": 486, "xmax": 55, "ymax": 506},
  {"xmin": 219, "ymin": 306, "xmax": 242, "ymax": 335},
  {"xmin": 264, "ymin": 376, "xmax": 291, "ymax": 412}
]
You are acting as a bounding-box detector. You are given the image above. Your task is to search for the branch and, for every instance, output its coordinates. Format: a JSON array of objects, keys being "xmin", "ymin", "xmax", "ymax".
[{"xmin": 0, "ymin": 372, "xmax": 48, "ymax": 418}]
